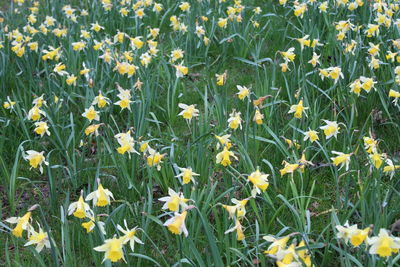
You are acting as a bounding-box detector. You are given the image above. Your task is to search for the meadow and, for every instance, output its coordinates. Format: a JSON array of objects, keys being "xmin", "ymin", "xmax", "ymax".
[{"xmin": 1, "ymin": 0, "xmax": 400, "ymax": 266}]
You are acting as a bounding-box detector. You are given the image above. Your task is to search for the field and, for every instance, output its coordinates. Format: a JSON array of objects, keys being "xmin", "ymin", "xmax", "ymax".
[{"xmin": 1, "ymin": 0, "xmax": 400, "ymax": 266}]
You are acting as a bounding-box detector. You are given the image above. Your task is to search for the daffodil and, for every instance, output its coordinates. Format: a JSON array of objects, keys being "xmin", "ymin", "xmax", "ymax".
[
  {"xmin": 24, "ymin": 225, "xmax": 50, "ymax": 252},
  {"xmin": 135, "ymin": 8, "xmax": 145, "ymax": 18},
  {"xmin": 370, "ymin": 153, "xmax": 384, "ymax": 168},
  {"xmin": 280, "ymin": 47, "xmax": 296, "ymax": 62},
  {"xmin": 72, "ymin": 41, "xmax": 86, "ymax": 51},
  {"xmin": 294, "ymin": 3, "xmax": 307, "ymax": 18},
  {"xmin": 222, "ymin": 198, "xmax": 248, "ymax": 219},
  {"xmin": 349, "ymin": 79, "xmax": 362, "ymax": 95},
  {"xmin": 164, "ymin": 211, "xmax": 188, "ymax": 236},
  {"xmin": 178, "ymin": 103, "xmax": 199, "ymax": 122},
  {"xmin": 248, "ymin": 168, "xmax": 269, "ymax": 196},
  {"xmin": 218, "ymin": 18, "xmax": 228, "ymax": 28},
  {"xmin": 114, "ymin": 130, "xmax": 139, "ymax": 156},
  {"xmin": 179, "ymin": 1, "xmax": 190, "ymax": 11},
  {"xmin": 303, "ymin": 129, "xmax": 319, "ymax": 143},
  {"xmin": 3, "ymin": 96, "xmax": 16, "ymax": 111},
  {"xmin": 146, "ymin": 148, "xmax": 165, "ymax": 170},
  {"xmin": 176, "ymin": 167, "xmax": 199, "ymax": 184},
  {"xmin": 24, "ymin": 150, "xmax": 48, "ymax": 173},
  {"xmin": 81, "ymin": 216, "xmax": 106, "ymax": 234},
  {"xmin": 140, "ymin": 53, "xmax": 152, "ymax": 67},
  {"xmin": 367, "ymin": 229, "xmax": 400, "ymax": 257},
  {"xmin": 27, "ymin": 105, "xmax": 46, "ymax": 121},
  {"xmin": 99, "ymin": 49, "xmax": 113, "ymax": 64},
  {"xmin": 319, "ymin": 1, "xmax": 328, "ymax": 12},
  {"xmin": 53, "ymin": 63, "xmax": 68, "ymax": 76},
  {"xmin": 251, "ymin": 108, "xmax": 264, "ymax": 125},
  {"xmin": 114, "ymin": 85, "xmax": 133, "ymax": 111},
  {"xmin": 345, "ymin": 40, "xmax": 357, "ymax": 55},
  {"xmin": 297, "ymin": 35, "xmax": 310, "ymax": 50},
  {"xmin": 34, "ymin": 121, "xmax": 50, "ymax": 137},
  {"xmin": 215, "ymin": 134, "xmax": 232, "ymax": 150},
  {"xmin": 216, "ymin": 146, "xmax": 238, "ymax": 167},
  {"xmin": 139, "ymin": 141, "xmax": 149, "ymax": 153},
  {"xmin": 365, "ymin": 24, "xmax": 380, "ymax": 37},
  {"xmin": 360, "ymin": 76, "xmax": 377, "ymax": 92},
  {"xmin": 85, "ymin": 124, "xmax": 101, "ymax": 136},
  {"xmin": 224, "ymin": 219, "xmax": 245, "ymax": 241},
  {"xmin": 174, "ymin": 62, "xmax": 188, "ymax": 78},
  {"xmin": 80, "ymin": 65, "xmax": 91, "ymax": 77},
  {"xmin": 130, "ymin": 36, "xmax": 144, "ymax": 49},
  {"xmin": 92, "ymin": 91, "xmax": 110, "ymax": 108},
  {"xmin": 82, "ymin": 106, "xmax": 100, "ymax": 122},
  {"xmin": 117, "ymin": 220, "xmax": 143, "ymax": 252},
  {"xmin": 275, "ymin": 244, "xmax": 298, "ymax": 266},
  {"xmin": 216, "ymin": 72, "xmax": 227, "ymax": 86},
  {"xmin": 159, "ymin": 188, "xmax": 189, "ymax": 212},
  {"xmin": 94, "ymin": 236, "xmax": 126, "ymax": 263},
  {"xmin": 389, "ymin": 89, "xmax": 400, "ymax": 104},
  {"xmin": 368, "ymin": 42, "xmax": 380, "ymax": 56},
  {"xmin": 86, "ymin": 183, "xmax": 114, "ymax": 207},
  {"xmin": 350, "ymin": 228, "xmax": 370, "ymax": 247},
  {"xmin": 320, "ymin": 120, "xmax": 340, "ymax": 139},
  {"xmin": 308, "ymin": 52, "xmax": 320, "ymax": 67},
  {"xmin": 336, "ymin": 221, "xmax": 369, "ymax": 247},
  {"xmin": 264, "ymin": 235, "xmax": 290, "ymax": 255},
  {"xmin": 222, "ymin": 204, "xmax": 238, "ymax": 219},
  {"xmin": 153, "ymin": 3, "xmax": 163, "ymax": 13},
  {"xmin": 68, "ymin": 195, "xmax": 92, "ymax": 219},
  {"xmin": 6, "ymin": 211, "xmax": 32, "ymax": 237},
  {"xmin": 331, "ymin": 151, "xmax": 352, "ymax": 171},
  {"xmin": 228, "ymin": 110, "xmax": 242, "ymax": 130},
  {"xmin": 383, "ymin": 159, "xmax": 400, "ymax": 178},
  {"xmin": 44, "ymin": 16, "xmax": 56, "ymax": 27},
  {"xmin": 66, "ymin": 74, "xmax": 77, "ymax": 86},
  {"xmin": 288, "ymin": 100, "xmax": 308, "ymax": 119},
  {"xmin": 170, "ymin": 48, "xmax": 184, "ymax": 62},
  {"xmin": 236, "ymin": 85, "xmax": 250, "ymax": 100},
  {"xmin": 296, "ymin": 240, "xmax": 312, "ymax": 266},
  {"xmin": 148, "ymin": 28, "xmax": 160, "ymax": 39},
  {"xmin": 279, "ymin": 161, "xmax": 299, "ymax": 176},
  {"xmin": 369, "ymin": 56, "xmax": 381, "ymax": 69},
  {"xmin": 327, "ymin": 67, "xmax": 344, "ymax": 83},
  {"xmin": 363, "ymin": 136, "xmax": 378, "ymax": 154},
  {"xmin": 318, "ymin": 68, "xmax": 329, "ymax": 80}
]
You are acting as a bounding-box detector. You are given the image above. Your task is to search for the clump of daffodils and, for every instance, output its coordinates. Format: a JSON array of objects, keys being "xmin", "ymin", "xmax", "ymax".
[
  {"xmin": 6, "ymin": 206, "xmax": 51, "ymax": 253},
  {"xmin": 114, "ymin": 130, "xmax": 139, "ymax": 156},
  {"xmin": 264, "ymin": 234, "xmax": 312, "ymax": 266},
  {"xmin": 336, "ymin": 221, "xmax": 400, "ymax": 258},
  {"xmin": 222, "ymin": 198, "xmax": 249, "ymax": 241}
]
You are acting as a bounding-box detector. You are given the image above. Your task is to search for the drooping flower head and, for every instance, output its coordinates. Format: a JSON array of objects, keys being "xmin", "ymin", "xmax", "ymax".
[
  {"xmin": 6, "ymin": 211, "xmax": 32, "ymax": 238},
  {"xmin": 86, "ymin": 181, "xmax": 114, "ymax": 207},
  {"xmin": 164, "ymin": 211, "xmax": 189, "ymax": 236},
  {"xmin": 94, "ymin": 236, "xmax": 126, "ymax": 263}
]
